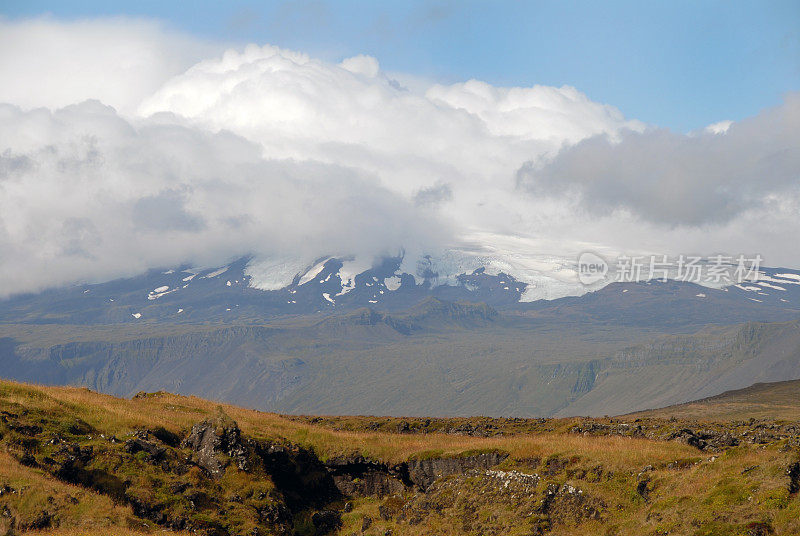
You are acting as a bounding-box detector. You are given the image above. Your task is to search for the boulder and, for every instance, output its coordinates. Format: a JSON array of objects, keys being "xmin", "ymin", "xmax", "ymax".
[{"xmin": 181, "ymin": 418, "xmax": 247, "ymax": 477}]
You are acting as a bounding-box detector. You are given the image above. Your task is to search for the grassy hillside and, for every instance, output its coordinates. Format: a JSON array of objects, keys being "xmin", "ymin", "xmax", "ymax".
[
  {"xmin": 631, "ymin": 378, "xmax": 800, "ymax": 421},
  {"xmin": 1, "ymin": 379, "xmax": 800, "ymax": 535}
]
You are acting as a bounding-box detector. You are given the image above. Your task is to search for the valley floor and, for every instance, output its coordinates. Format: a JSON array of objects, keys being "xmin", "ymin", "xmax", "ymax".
[{"xmin": 0, "ymin": 379, "xmax": 799, "ymax": 535}]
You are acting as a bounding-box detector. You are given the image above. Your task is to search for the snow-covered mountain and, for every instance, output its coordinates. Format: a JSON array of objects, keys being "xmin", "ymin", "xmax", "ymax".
[{"xmin": 1, "ymin": 250, "xmax": 799, "ymax": 326}]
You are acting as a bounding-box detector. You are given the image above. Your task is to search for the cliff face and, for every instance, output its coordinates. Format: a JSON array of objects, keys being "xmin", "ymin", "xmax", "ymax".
[{"xmin": 1, "ymin": 318, "xmax": 799, "ymax": 418}]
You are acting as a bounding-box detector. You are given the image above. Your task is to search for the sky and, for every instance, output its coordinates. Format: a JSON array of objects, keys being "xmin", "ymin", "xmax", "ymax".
[
  {"xmin": 2, "ymin": 0, "xmax": 798, "ymax": 132},
  {"xmin": 0, "ymin": 2, "xmax": 798, "ymax": 296}
]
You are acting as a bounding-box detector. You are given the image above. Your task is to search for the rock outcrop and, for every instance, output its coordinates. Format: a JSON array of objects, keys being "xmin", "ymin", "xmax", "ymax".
[
  {"xmin": 181, "ymin": 417, "xmax": 248, "ymax": 476},
  {"xmin": 406, "ymin": 451, "xmax": 509, "ymax": 490}
]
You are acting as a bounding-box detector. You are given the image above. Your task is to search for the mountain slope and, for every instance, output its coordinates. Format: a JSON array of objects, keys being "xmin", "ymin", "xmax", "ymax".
[
  {"xmin": 556, "ymin": 320, "xmax": 800, "ymax": 416},
  {"xmin": 2, "ymin": 305, "xmax": 800, "ymax": 417},
  {"xmin": 1, "ymin": 256, "xmax": 798, "ymax": 327},
  {"xmin": 629, "ymin": 377, "xmax": 800, "ymax": 421}
]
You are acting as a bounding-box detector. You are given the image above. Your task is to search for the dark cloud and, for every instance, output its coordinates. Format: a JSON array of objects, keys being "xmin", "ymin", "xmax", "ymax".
[{"xmin": 517, "ymin": 94, "xmax": 800, "ymax": 226}]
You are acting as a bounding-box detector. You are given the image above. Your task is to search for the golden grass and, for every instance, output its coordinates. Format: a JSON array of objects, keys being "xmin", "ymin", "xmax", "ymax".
[
  {"xmin": 4, "ymin": 379, "xmax": 800, "ymax": 536},
  {"xmin": 23, "ymin": 530, "xmax": 187, "ymax": 536},
  {"xmin": 0, "ymin": 451, "xmax": 142, "ymax": 533},
  {"xmin": 631, "ymin": 379, "xmax": 800, "ymax": 422},
  {"xmin": 0, "ymin": 380, "xmax": 700, "ymax": 469}
]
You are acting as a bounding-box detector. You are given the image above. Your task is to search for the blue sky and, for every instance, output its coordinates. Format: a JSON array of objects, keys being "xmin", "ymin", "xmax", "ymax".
[{"xmin": 1, "ymin": 0, "xmax": 798, "ymax": 131}]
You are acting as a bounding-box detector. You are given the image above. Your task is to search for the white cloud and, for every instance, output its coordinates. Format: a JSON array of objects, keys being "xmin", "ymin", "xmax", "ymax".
[
  {"xmin": 705, "ymin": 119, "xmax": 733, "ymax": 134},
  {"xmin": 0, "ymin": 17, "xmax": 796, "ymax": 296},
  {"xmin": 0, "ymin": 101, "xmax": 447, "ymax": 295},
  {"xmin": 138, "ymin": 44, "xmax": 639, "ymax": 198},
  {"xmin": 0, "ymin": 17, "xmax": 219, "ymax": 115}
]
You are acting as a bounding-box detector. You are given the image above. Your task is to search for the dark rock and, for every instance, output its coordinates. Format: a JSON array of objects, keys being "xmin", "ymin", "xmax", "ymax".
[
  {"xmin": 326, "ymin": 456, "xmax": 407, "ymax": 497},
  {"xmin": 125, "ymin": 438, "xmax": 166, "ymax": 461},
  {"xmin": 311, "ymin": 509, "xmax": 341, "ymax": 534},
  {"xmin": 406, "ymin": 451, "xmax": 508, "ymax": 490},
  {"xmin": 181, "ymin": 418, "xmax": 247, "ymax": 477},
  {"xmin": 67, "ymin": 419, "xmax": 95, "ymax": 435},
  {"xmin": 169, "ymin": 481, "xmax": 190, "ymax": 494},
  {"xmin": 21, "ymin": 510, "xmax": 51, "ymax": 530},
  {"xmin": 256, "ymin": 501, "xmax": 292, "ymax": 530},
  {"xmin": 361, "ymin": 516, "xmax": 373, "ymax": 531},
  {"xmin": 747, "ymin": 521, "xmax": 775, "ymax": 536},
  {"xmin": 10, "ymin": 423, "xmax": 43, "ymax": 436},
  {"xmin": 636, "ymin": 478, "xmax": 651, "ymax": 501},
  {"xmin": 186, "ymin": 490, "xmax": 215, "ymax": 511},
  {"xmin": 255, "ymin": 441, "xmax": 340, "ymax": 511},
  {"xmin": 788, "ymin": 462, "xmax": 800, "ymax": 494},
  {"xmin": 151, "ymin": 427, "xmax": 181, "ymax": 447}
]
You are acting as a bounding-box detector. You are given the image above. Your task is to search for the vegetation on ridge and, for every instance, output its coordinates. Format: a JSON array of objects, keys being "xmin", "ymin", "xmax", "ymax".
[{"xmin": 0, "ymin": 379, "xmax": 799, "ymax": 535}]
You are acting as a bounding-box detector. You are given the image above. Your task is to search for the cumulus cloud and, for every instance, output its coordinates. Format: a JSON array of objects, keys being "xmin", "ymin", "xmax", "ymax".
[
  {"xmin": 0, "ymin": 17, "xmax": 797, "ymax": 296},
  {"xmin": 517, "ymin": 94, "xmax": 800, "ymax": 226},
  {"xmin": 137, "ymin": 44, "xmax": 640, "ymax": 197},
  {"xmin": 0, "ymin": 101, "xmax": 447, "ymax": 295}
]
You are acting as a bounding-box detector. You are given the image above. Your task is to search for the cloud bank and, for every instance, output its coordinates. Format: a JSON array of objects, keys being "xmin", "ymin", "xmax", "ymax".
[
  {"xmin": 518, "ymin": 95, "xmax": 800, "ymax": 226},
  {"xmin": 0, "ymin": 101, "xmax": 447, "ymax": 294},
  {"xmin": 0, "ymin": 17, "xmax": 797, "ymax": 296}
]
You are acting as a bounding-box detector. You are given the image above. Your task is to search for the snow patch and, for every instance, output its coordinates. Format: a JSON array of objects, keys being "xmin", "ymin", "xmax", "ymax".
[
  {"xmin": 322, "ymin": 292, "xmax": 335, "ymax": 304},
  {"xmin": 384, "ymin": 275, "xmax": 402, "ymax": 291},
  {"xmin": 758, "ymin": 282, "xmax": 786, "ymax": 291},
  {"xmin": 246, "ymin": 256, "xmax": 309, "ymax": 291},
  {"xmin": 202, "ymin": 266, "xmax": 229, "ymax": 278},
  {"xmin": 148, "ymin": 286, "xmax": 177, "ymax": 300},
  {"xmin": 735, "ymin": 285, "xmax": 762, "ymax": 292},
  {"xmin": 298, "ymin": 258, "xmax": 330, "ymax": 286},
  {"xmin": 336, "ymin": 256, "xmax": 372, "ymax": 296},
  {"xmin": 131, "ymin": 313, "xmax": 141, "ymax": 319}
]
